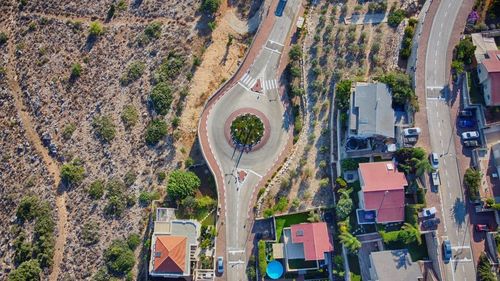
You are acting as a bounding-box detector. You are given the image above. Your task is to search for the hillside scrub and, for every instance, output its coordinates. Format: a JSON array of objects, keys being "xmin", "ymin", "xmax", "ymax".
[{"xmin": 145, "ymin": 119, "xmax": 168, "ymax": 145}]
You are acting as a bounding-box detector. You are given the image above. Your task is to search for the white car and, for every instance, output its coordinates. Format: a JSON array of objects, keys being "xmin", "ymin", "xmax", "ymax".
[
  {"xmin": 403, "ymin": 127, "xmax": 421, "ymax": 137},
  {"xmin": 461, "ymin": 131, "xmax": 479, "ymax": 140},
  {"xmin": 430, "ymin": 153, "xmax": 439, "ymax": 169},
  {"xmin": 421, "ymin": 207, "xmax": 437, "ymax": 218}
]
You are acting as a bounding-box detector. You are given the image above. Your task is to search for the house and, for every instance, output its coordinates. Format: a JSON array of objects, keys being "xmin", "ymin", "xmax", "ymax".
[
  {"xmin": 357, "ymin": 161, "xmax": 408, "ymax": 224},
  {"xmin": 149, "ymin": 208, "xmax": 200, "ymax": 278},
  {"xmin": 348, "ymin": 82, "xmax": 395, "ymax": 140},
  {"xmin": 281, "ymin": 222, "xmax": 333, "ymax": 271},
  {"xmin": 477, "ymin": 50, "xmax": 500, "ymax": 106},
  {"xmin": 471, "ymin": 33, "xmax": 497, "ymax": 65},
  {"xmin": 369, "ymin": 249, "xmax": 423, "ymax": 281}
]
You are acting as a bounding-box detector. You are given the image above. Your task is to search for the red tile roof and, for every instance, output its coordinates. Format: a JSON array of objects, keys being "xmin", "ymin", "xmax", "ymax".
[
  {"xmin": 359, "ymin": 162, "xmax": 407, "ymax": 223},
  {"xmin": 290, "ymin": 222, "xmax": 333, "ymax": 261},
  {"xmin": 153, "ymin": 236, "xmax": 186, "ymax": 273},
  {"xmin": 358, "ymin": 162, "xmax": 407, "ymax": 191},
  {"xmin": 482, "ymin": 50, "xmax": 500, "ymax": 105}
]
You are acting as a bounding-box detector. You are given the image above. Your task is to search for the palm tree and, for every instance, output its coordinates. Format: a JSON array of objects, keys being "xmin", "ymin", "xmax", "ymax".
[
  {"xmin": 400, "ymin": 223, "xmax": 422, "ymax": 245},
  {"xmin": 413, "ymin": 158, "xmax": 434, "ymax": 176},
  {"xmin": 339, "ymin": 231, "xmax": 361, "ymax": 253}
]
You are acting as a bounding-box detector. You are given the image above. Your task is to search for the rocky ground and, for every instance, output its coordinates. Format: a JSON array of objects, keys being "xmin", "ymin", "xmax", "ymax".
[{"xmin": 0, "ymin": 0, "xmax": 259, "ymax": 279}]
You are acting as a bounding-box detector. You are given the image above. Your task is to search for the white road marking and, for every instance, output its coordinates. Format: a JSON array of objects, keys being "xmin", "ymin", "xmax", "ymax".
[
  {"xmin": 273, "ymin": 79, "xmax": 278, "ymax": 88},
  {"xmin": 241, "ymin": 73, "xmax": 251, "ymax": 84},
  {"xmin": 228, "ymin": 250, "xmax": 245, "ymax": 254},
  {"xmin": 227, "ymin": 260, "xmax": 245, "ymax": 264},
  {"xmin": 264, "ymin": 46, "xmax": 281, "ymax": 54},
  {"xmin": 268, "ymin": 39, "xmax": 284, "ymax": 47},
  {"xmin": 247, "ymin": 169, "xmax": 263, "ymax": 178}
]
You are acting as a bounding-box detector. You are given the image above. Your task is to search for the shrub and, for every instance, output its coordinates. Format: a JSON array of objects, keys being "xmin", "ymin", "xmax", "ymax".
[
  {"xmin": 145, "ymin": 119, "xmax": 168, "ymax": 145},
  {"xmin": 124, "ymin": 170, "xmax": 137, "ymax": 187},
  {"xmin": 88, "ymin": 179, "xmax": 105, "ymax": 199},
  {"xmin": 376, "ymin": 71, "xmax": 415, "ymax": 107},
  {"xmin": 104, "ymin": 240, "xmax": 135, "ymax": 275},
  {"xmin": 388, "ymin": 9, "xmax": 406, "ymax": 27},
  {"xmin": 341, "ymin": 158, "xmax": 358, "ymax": 171},
  {"xmin": 289, "ymin": 44, "xmax": 302, "ymax": 61},
  {"xmin": 335, "ymin": 177, "xmax": 348, "ymax": 189},
  {"xmin": 0, "ymin": 32, "xmax": 7, "ymax": 45},
  {"xmin": 61, "ymin": 159, "xmax": 85, "ymax": 184},
  {"xmin": 257, "ymin": 241, "xmax": 267, "ymax": 276},
  {"xmin": 405, "ymin": 204, "xmax": 418, "ymax": 226},
  {"xmin": 196, "ymin": 196, "xmax": 216, "ymax": 209},
  {"xmin": 70, "ymin": 63, "xmax": 82, "ymax": 78},
  {"xmin": 150, "ymin": 82, "xmax": 173, "ymax": 115},
  {"xmin": 155, "ymin": 53, "xmax": 185, "ymax": 82},
  {"xmin": 275, "ymin": 197, "xmax": 288, "ymax": 212},
  {"xmin": 62, "ymin": 123, "xmax": 76, "ymax": 139},
  {"xmin": 477, "ymin": 253, "xmax": 495, "ymax": 281},
  {"xmin": 92, "ymin": 115, "xmax": 116, "ymax": 142},
  {"xmin": 127, "ymin": 233, "xmax": 141, "ymax": 250},
  {"xmin": 319, "ymin": 178, "xmax": 330, "ymax": 187},
  {"xmin": 336, "ymin": 190, "xmax": 353, "ymax": 220},
  {"xmin": 8, "ymin": 259, "xmax": 42, "ymax": 281},
  {"xmin": 120, "ymin": 61, "xmax": 145, "ymax": 85},
  {"xmin": 121, "ymin": 105, "xmax": 138, "ymax": 128},
  {"xmin": 88, "ymin": 21, "xmax": 104, "ymax": 37},
  {"xmin": 166, "ymin": 170, "xmax": 201, "ymax": 201},
  {"xmin": 335, "ymin": 80, "xmax": 352, "ymax": 111},
  {"xmin": 138, "ymin": 190, "xmax": 160, "ymax": 205},
  {"xmin": 104, "ymin": 178, "xmax": 128, "ymax": 217},
  {"xmin": 81, "ymin": 221, "xmax": 100, "ymax": 245},
  {"xmin": 464, "ymin": 168, "xmax": 481, "ymax": 200},
  {"xmin": 92, "ymin": 268, "xmax": 110, "ymax": 281},
  {"xmin": 455, "ymin": 37, "xmax": 476, "ymax": 65}
]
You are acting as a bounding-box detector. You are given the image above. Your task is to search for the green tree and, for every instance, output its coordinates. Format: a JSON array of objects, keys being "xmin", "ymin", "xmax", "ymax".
[
  {"xmin": 289, "ymin": 44, "xmax": 302, "ymax": 61},
  {"xmin": 456, "ymin": 37, "xmax": 476, "ymax": 65},
  {"xmin": 89, "ymin": 21, "xmax": 104, "ymax": 37},
  {"xmin": 8, "ymin": 259, "xmax": 41, "ymax": 281},
  {"xmin": 71, "ymin": 63, "xmax": 82, "ymax": 78},
  {"xmin": 414, "ymin": 158, "xmax": 434, "ymax": 176},
  {"xmin": 92, "ymin": 115, "xmax": 116, "ymax": 142},
  {"xmin": 16, "ymin": 196, "xmax": 40, "ymax": 221},
  {"xmin": 336, "ymin": 189, "xmax": 353, "ymax": 220},
  {"xmin": 81, "ymin": 221, "xmax": 100, "ymax": 245},
  {"xmin": 399, "ymin": 223, "xmax": 422, "ymax": 245},
  {"xmin": 92, "ymin": 268, "xmax": 110, "ymax": 281},
  {"xmin": 166, "ymin": 170, "xmax": 201, "ymax": 200},
  {"xmin": 150, "ymin": 82, "xmax": 173, "ymax": 115},
  {"xmin": 477, "ymin": 253, "xmax": 495, "ymax": 281},
  {"xmin": 339, "ymin": 231, "xmax": 361, "ymax": 253},
  {"xmin": 144, "ymin": 22, "xmax": 162, "ymax": 40},
  {"xmin": 61, "ymin": 159, "xmax": 85, "ymax": 184},
  {"xmin": 464, "ymin": 168, "xmax": 481, "ymax": 200},
  {"xmin": 181, "ymin": 195, "xmax": 197, "ymax": 213},
  {"xmin": 0, "ymin": 32, "xmax": 8, "ymax": 45},
  {"xmin": 202, "ymin": 0, "xmax": 221, "ymax": 14},
  {"xmin": 335, "ymin": 80, "xmax": 352, "ymax": 111},
  {"xmin": 104, "ymin": 240, "xmax": 135, "ymax": 275},
  {"xmin": 451, "ymin": 60, "xmax": 465, "ymax": 75},
  {"xmin": 145, "ymin": 119, "xmax": 168, "ymax": 145},
  {"xmin": 376, "ymin": 71, "xmax": 415, "ymax": 107},
  {"xmin": 196, "ymin": 196, "xmax": 216, "ymax": 209},
  {"xmin": 307, "ymin": 210, "xmax": 321, "ymax": 222},
  {"xmin": 387, "ymin": 9, "xmax": 406, "ymax": 27},
  {"xmin": 120, "ymin": 61, "xmax": 145, "ymax": 85}
]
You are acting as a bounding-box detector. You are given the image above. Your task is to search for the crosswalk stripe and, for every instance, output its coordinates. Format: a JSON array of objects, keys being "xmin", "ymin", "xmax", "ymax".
[
  {"xmin": 241, "ymin": 74, "xmax": 251, "ymax": 84},
  {"xmin": 273, "ymin": 79, "xmax": 278, "ymax": 89},
  {"xmin": 265, "ymin": 80, "xmax": 270, "ymax": 90},
  {"xmin": 249, "ymin": 78, "xmax": 256, "ymax": 87}
]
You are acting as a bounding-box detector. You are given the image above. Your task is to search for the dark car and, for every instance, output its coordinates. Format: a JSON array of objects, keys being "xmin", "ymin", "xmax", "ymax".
[
  {"xmin": 458, "ymin": 119, "xmax": 476, "ymax": 128},
  {"xmin": 459, "ymin": 110, "xmax": 474, "ymax": 117},
  {"xmin": 442, "ymin": 240, "xmax": 452, "ymax": 262},
  {"xmin": 275, "ymin": 0, "xmax": 287, "ymax": 16},
  {"xmin": 422, "ymin": 217, "xmax": 440, "ymax": 229},
  {"xmin": 464, "ymin": 140, "xmax": 480, "ymax": 148}
]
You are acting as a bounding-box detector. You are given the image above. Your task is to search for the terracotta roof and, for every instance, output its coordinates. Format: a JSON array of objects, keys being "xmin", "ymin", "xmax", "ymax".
[
  {"xmin": 359, "ymin": 162, "xmax": 407, "ymax": 223},
  {"xmin": 290, "ymin": 222, "xmax": 333, "ymax": 261},
  {"xmin": 153, "ymin": 236, "xmax": 187, "ymax": 273},
  {"xmin": 364, "ymin": 190, "xmax": 405, "ymax": 223},
  {"xmin": 483, "ymin": 50, "xmax": 500, "ymax": 73},
  {"xmin": 358, "ymin": 162, "xmax": 407, "ymax": 191}
]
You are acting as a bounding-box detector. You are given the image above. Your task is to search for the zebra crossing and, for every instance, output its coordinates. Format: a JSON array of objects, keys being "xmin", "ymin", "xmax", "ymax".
[
  {"xmin": 240, "ymin": 73, "xmax": 256, "ymax": 88},
  {"xmin": 239, "ymin": 73, "xmax": 279, "ymax": 92},
  {"xmin": 262, "ymin": 79, "xmax": 278, "ymax": 91}
]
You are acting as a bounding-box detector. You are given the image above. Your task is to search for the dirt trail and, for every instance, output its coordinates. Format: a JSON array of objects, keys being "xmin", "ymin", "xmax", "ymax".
[
  {"xmin": 177, "ymin": 5, "xmax": 250, "ymax": 155},
  {"xmin": 5, "ymin": 13, "xmax": 67, "ymax": 281}
]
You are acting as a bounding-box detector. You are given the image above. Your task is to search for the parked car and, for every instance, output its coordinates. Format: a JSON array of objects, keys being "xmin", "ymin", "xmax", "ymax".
[
  {"xmin": 421, "ymin": 207, "xmax": 437, "ymax": 219},
  {"xmin": 431, "ymin": 171, "xmax": 441, "ymax": 187},
  {"xmin": 275, "ymin": 0, "xmax": 287, "ymax": 16},
  {"xmin": 442, "ymin": 240, "xmax": 452, "ymax": 262},
  {"xmin": 403, "ymin": 127, "xmax": 421, "ymax": 137},
  {"xmin": 461, "ymin": 131, "xmax": 480, "ymax": 140},
  {"xmin": 464, "ymin": 140, "xmax": 480, "ymax": 148},
  {"xmin": 430, "ymin": 153, "xmax": 439, "ymax": 169},
  {"xmin": 405, "ymin": 136, "xmax": 418, "ymax": 143},
  {"xmin": 217, "ymin": 256, "xmax": 224, "ymax": 273},
  {"xmin": 458, "ymin": 119, "xmax": 476, "ymax": 128},
  {"xmin": 459, "ymin": 110, "xmax": 474, "ymax": 117},
  {"xmin": 422, "ymin": 217, "xmax": 440, "ymax": 229},
  {"xmin": 475, "ymin": 224, "xmax": 493, "ymax": 232}
]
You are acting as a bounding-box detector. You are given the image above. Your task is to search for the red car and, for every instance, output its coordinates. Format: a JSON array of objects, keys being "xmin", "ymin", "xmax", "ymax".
[{"xmin": 475, "ymin": 224, "xmax": 493, "ymax": 232}]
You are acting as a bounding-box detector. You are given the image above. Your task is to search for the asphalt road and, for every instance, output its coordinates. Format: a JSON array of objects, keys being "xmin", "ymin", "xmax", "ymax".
[
  {"xmin": 425, "ymin": 0, "xmax": 476, "ymax": 280},
  {"xmin": 203, "ymin": 0, "xmax": 302, "ymax": 280}
]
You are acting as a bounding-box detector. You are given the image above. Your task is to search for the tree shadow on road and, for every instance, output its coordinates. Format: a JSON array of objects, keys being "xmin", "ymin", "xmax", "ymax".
[{"xmin": 451, "ymin": 197, "xmax": 467, "ymax": 228}]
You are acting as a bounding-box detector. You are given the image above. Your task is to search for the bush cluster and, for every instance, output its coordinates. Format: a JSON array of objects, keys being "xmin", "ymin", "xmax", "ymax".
[
  {"xmin": 376, "ymin": 71, "xmax": 417, "ymax": 108},
  {"xmin": 145, "ymin": 119, "xmax": 168, "ymax": 145},
  {"xmin": 120, "ymin": 61, "xmax": 145, "ymax": 85},
  {"xmin": 388, "ymin": 9, "xmax": 406, "ymax": 27},
  {"xmin": 166, "ymin": 170, "xmax": 201, "ymax": 201},
  {"xmin": 335, "ymin": 80, "xmax": 352, "ymax": 111},
  {"xmin": 400, "ymin": 19, "xmax": 417, "ymax": 59},
  {"xmin": 61, "ymin": 158, "xmax": 85, "ymax": 184},
  {"xmin": 92, "ymin": 115, "xmax": 116, "ymax": 142}
]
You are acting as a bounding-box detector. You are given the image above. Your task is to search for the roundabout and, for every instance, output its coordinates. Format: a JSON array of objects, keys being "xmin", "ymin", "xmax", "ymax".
[{"xmin": 224, "ymin": 108, "xmax": 271, "ymax": 152}]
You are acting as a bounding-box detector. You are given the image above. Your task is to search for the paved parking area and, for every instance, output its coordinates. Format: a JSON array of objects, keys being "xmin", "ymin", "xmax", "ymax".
[{"xmin": 357, "ymin": 233, "xmax": 383, "ymax": 281}]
